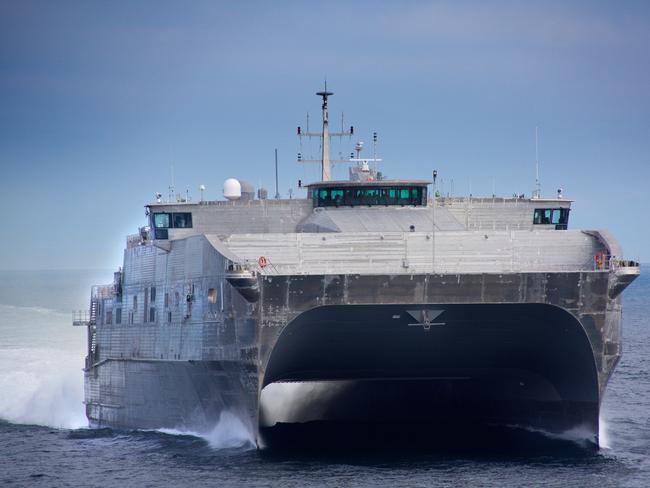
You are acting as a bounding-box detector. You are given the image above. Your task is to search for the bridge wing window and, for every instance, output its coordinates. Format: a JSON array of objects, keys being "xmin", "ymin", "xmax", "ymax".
[
  {"xmin": 533, "ymin": 208, "xmax": 570, "ymax": 229},
  {"xmin": 153, "ymin": 213, "xmax": 170, "ymax": 228},
  {"xmin": 172, "ymin": 212, "xmax": 192, "ymax": 228},
  {"xmin": 153, "ymin": 212, "xmax": 192, "ymax": 232}
]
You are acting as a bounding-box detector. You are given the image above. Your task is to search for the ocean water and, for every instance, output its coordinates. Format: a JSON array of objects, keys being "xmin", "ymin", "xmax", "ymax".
[{"xmin": 0, "ymin": 268, "xmax": 648, "ymax": 487}]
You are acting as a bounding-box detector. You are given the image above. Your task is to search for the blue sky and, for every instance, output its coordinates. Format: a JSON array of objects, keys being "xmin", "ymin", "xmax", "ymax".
[{"xmin": 1, "ymin": 0, "xmax": 648, "ymax": 269}]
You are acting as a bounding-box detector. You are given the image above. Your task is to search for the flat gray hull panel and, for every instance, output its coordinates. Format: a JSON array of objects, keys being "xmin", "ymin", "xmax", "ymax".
[{"xmin": 85, "ymin": 359, "xmax": 256, "ymax": 433}]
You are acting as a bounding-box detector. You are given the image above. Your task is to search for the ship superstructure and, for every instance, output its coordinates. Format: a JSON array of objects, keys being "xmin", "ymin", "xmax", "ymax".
[{"xmin": 74, "ymin": 89, "xmax": 640, "ymax": 448}]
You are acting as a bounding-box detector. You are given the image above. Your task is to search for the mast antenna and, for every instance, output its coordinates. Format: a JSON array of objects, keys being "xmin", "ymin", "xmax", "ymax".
[
  {"xmin": 274, "ymin": 148, "xmax": 281, "ymax": 199},
  {"xmin": 534, "ymin": 126, "xmax": 541, "ymax": 199},
  {"xmin": 296, "ymin": 82, "xmax": 354, "ymax": 182},
  {"xmin": 169, "ymin": 165, "xmax": 175, "ymax": 203}
]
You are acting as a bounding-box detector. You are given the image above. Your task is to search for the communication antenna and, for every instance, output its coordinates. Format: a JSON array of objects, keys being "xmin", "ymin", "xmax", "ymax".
[
  {"xmin": 534, "ymin": 126, "xmax": 541, "ymax": 199},
  {"xmin": 296, "ymin": 82, "xmax": 354, "ymax": 181},
  {"xmin": 274, "ymin": 148, "xmax": 281, "ymax": 199},
  {"xmin": 373, "ymin": 132, "xmax": 378, "ymax": 173},
  {"xmin": 199, "ymin": 184, "xmax": 206, "ymax": 202},
  {"xmin": 168, "ymin": 165, "xmax": 175, "ymax": 203}
]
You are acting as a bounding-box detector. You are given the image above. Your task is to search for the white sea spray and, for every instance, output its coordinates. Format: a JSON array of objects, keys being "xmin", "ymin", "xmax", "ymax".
[{"xmin": 0, "ymin": 304, "xmax": 87, "ymax": 429}]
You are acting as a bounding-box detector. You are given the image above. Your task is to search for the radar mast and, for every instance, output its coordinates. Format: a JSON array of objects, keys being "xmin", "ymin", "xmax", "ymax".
[{"xmin": 297, "ymin": 83, "xmax": 355, "ymax": 181}]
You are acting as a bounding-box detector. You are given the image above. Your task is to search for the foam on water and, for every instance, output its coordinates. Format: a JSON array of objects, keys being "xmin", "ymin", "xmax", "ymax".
[
  {"xmin": 158, "ymin": 411, "xmax": 256, "ymax": 449},
  {"xmin": 599, "ymin": 415, "xmax": 611, "ymax": 449}
]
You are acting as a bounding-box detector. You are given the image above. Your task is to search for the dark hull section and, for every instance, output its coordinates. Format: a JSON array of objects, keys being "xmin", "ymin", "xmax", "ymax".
[{"xmin": 259, "ymin": 303, "xmax": 600, "ymax": 448}]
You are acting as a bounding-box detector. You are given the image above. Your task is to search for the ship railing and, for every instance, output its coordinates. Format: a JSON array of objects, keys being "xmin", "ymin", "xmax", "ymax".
[
  {"xmin": 126, "ymin": 234, "xmax": 141, "ymax": 249},
  {"xmin": 250, "ymin": 259, "xmax": 280, "ymax": 275},
  {"xmin": 91, "ymin": 284, "xmax": 115, "ymax": 300},
  {"xmin": 72, "ymin": 310, "xmax": 91, "ymax": 326},
  {"xmin": 609, "ymin": 256, "xmax": 641, "ymax": 271},
  {"xmin": 227, "ymin": 260, "xmax": 280, "ymax": 276},
  {"xmin": 228, "ymin": 255, "xmax": 628, "ymax": 275}
]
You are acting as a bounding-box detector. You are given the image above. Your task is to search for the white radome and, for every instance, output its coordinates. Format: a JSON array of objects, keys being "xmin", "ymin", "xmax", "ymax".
[{"xmin": 223, "ymin": 178, "xmax": 242, "ymax": 200}]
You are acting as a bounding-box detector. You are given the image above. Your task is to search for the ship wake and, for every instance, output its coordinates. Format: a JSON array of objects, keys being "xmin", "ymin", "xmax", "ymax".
[{"xmin": 158, "ymin": 411, "xmax": 256, "ymax": 449}]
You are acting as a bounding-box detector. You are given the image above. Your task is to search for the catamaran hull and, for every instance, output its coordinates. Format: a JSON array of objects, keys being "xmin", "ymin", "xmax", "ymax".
[
  {"xmin": 258, "ymin": 303, "xmax": 602, "ymax": 447},
  {"xmin": 84, "ymin": 270, "xmax": 621, "ymax": 448}
]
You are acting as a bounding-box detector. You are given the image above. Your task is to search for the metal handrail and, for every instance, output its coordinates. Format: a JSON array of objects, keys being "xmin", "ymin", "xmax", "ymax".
[{"xmin": 72, "ymin": 310, "xmax": 91, "ymax": 326}]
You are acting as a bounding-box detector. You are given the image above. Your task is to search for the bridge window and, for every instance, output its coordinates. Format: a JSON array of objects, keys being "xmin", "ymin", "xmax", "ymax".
[
  {"xmin": 153, "ymin": 212, "xmax": 193, "ymax": 229},
  {"xmin": 313, "ymin": 186, "xmax": 427, "ymax": 207},
  {"xmin": 533, "ymin": 208, "xmax": 570, "ymax": 229},
  {"xmin": 152, "ymin": 212, "xmax": 193, "ymax": 239},
  {"xmin": 153, "ymin": 213, "xmax": 170, "ymax": 228},
  {"xmin": 172, "ymin": 213, "xmax": 192, "ymax": 228}
]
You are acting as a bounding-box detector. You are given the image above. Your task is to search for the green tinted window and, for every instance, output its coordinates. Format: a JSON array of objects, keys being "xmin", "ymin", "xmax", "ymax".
[
  {"xmin": 153, "ymin": 213, "xmax": 170, "ymax": 228},
  {"xmin": 551, "ymin": 209, "xmax": 561, "ymax": 224},
  {"xmin": 312, "ymin": 185, "xmax": 426, "ymax": 207}
]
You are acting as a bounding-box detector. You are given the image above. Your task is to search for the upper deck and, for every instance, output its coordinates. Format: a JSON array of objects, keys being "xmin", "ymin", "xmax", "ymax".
[{"xmin": 141, "ymin": 188, "xmax": 573, "ymax": 247}]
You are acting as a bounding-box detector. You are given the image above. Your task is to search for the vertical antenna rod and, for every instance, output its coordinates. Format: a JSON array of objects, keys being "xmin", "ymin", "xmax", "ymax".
[
  {"xmin": 432, "ymin": 169, "xmax": 438, "ymax": 273},
  {"xmin": 316, "ymin": 84, "xmax": 333, "ymax": 181},
  {"xmin": 297, "ymin": 85, "xmax": 354, "ymax": 181},
  {"xmin": 274, "ymin": 148, "xmax": 280, "ymax": 199},
  {"xmin": 534, "ymin": 126, "xmax": 541, "ymax": 199}
]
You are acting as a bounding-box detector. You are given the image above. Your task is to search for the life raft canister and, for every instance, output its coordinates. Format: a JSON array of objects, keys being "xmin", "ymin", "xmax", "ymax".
[
  {"xmin": 595, "ymin": 251, "xmax": 604, "ymax": 270},
  {"xmin": 258, "ymin": 256, "xmax": 268, "ymax": 268}
]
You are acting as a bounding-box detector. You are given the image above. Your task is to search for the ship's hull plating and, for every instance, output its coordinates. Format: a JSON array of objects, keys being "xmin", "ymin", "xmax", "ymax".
[{"xmin": 85, "ymin": 271, "xmax": 619, "ymax": 448}]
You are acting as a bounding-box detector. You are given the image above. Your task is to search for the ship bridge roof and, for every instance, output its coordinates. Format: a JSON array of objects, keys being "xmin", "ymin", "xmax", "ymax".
[{"xmin": 306, "ymin": 179, "xmax": 431, "ymax": 188}]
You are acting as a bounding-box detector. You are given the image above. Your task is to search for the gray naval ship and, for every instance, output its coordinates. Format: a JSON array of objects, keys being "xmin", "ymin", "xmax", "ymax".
[{"xmin": 75, "ymin": 89, "xmax": 640, "ymax": 448}]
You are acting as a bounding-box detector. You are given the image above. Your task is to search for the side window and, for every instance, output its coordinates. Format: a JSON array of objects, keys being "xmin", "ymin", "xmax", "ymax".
[
  {"xmin": 149, "ymin": 307, "xmax": 155, "ymax": 323},
  {"xmin": 533, "ymin": 209, "xmax": 552, "ymax": 224},
  {"xmin": 150, "ymin": 287, "xmax": 156, "ymax": 302},
  {"xmin": 534, "ymin": 208, "xmax": 570, "ymax": 228},
  {"xmin": 172, "ymin": 213, "xmax": 192, "ymax": 228},
  {"xmin": 208, "ymin": 288, "xmax": 217, "ymax": 304},
  {"xmin": 133, "ymin": 295, "xmax": 138, "ymax": 312},
  {"xmin": 551, "ymin": 209, "xmax": 561, "ymax": 224},
  {"xmin": 153, "ymin": 213, "xmax": 170, "ymax": 228},
  {"xmin": 106, "ymin": 310, "xmax": 112, "ymax": 325},
  {"xmin": 115, "ymin": 308, "xmax": 122, "ymax": 325}
]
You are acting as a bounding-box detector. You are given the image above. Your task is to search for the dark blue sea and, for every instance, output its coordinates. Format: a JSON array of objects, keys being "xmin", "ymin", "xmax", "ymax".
[{"xmin": 1, "ymin": 268, "xmax": 648, "ymax": 487}]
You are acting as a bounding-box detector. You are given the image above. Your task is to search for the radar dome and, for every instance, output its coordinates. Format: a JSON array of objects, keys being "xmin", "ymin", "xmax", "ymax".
[{"xmin": 223, "ymin": 178, "xmax": 241, "ymax": 200}]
